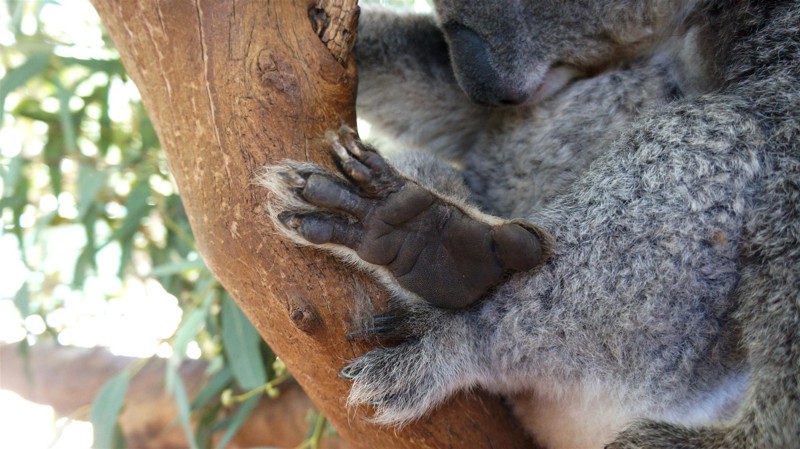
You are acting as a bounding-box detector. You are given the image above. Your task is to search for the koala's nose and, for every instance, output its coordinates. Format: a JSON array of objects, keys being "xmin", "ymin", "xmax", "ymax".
[{"xmin": 443, "ymin": 22, "xmax": 529, "ymax": 105}]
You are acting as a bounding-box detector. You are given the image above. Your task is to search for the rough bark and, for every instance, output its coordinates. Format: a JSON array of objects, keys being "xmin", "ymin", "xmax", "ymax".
[
  {"xmin": 0, "ymin": 343, "xmax": 348, "ymax": 449},
  {"xmin": 88, "ymin": 1, "xmax": 531, "ymax": 447}
]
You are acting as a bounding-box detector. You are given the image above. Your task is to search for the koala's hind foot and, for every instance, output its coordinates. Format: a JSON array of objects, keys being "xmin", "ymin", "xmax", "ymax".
[{"xmin": 262, "ymin": 126, "xmax": 550, "ymax": 309}]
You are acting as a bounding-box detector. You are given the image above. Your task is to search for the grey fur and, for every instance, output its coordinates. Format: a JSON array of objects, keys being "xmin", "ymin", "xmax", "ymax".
[{"xmin": 261, "ymin": 1, "xmax": 800, "ymax": 448}]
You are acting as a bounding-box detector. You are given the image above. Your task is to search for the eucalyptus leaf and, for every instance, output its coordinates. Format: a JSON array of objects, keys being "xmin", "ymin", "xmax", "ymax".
[
  {"xmin": 76, "ymin": 165, "xmax": 109, "ymax": 221},
  {"xmin": 103, "ymin": 180, "xmax": 152, "ymax": 248},
  {"xmin": 191, "ymin": 366, "xmax": 233, "ymax": 410},
  {"xmin": 173, "ymin": 308, "xmax": 206, "ymax": 358},
  {"xmin": 58, "ymin": 57, "xmax": 126, "ymax": 77},
  {"xmin": 168, "ymin": 368, "xmax": 200, "ymax": 449},
  {"xmin": 90, "ymin": 370, "xmax": 131, "ymax": 449},
  {"xmin": 221, "ymin": 295, "xmax": 266, "ymax": 390},
  {"xmin": 43, "ymin": 129, "xmax": 64, "ymax": 195},
  {"xmin": 0, "ymin": 52, "xmax": 51, "ymax": 125},
  {"xmin": 13, "ymin": 282, "xmax": 30, "ymax": 317},
  {"xmin": 214, "ymin": 395, "xmax": 259, "ymax": 449},
  {"xmin": 51, "ymin": 77, "xmax": 78, "ymax": 154},
  {"xmin": 150, "ymin": 259, "xmax": 207, "ymax": 277}
]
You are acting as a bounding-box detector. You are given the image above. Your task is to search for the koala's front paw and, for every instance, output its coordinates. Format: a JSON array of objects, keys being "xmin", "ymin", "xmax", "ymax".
[
  {"xmin": 339, "ymin": 341, "xmax": 453, "ymax": 426},
  {"xmin": 263, "ymin": 126, "xmax": 549, "ymax": 309}
]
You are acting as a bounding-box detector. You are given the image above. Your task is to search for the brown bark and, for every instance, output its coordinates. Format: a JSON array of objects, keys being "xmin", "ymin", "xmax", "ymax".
[
  {"xmin": 0, "ymin": 343, "xmax": 347, "ymax": 449},
  {"xmin": 88, "ymin": 1, "xmax": 531, "ymax": 448}
]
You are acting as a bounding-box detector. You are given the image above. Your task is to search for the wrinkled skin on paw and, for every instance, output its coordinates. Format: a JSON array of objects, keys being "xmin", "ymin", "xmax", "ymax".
[{"xmin": 277, "ymin": 127, "xmax": 546, "ymax": 309}]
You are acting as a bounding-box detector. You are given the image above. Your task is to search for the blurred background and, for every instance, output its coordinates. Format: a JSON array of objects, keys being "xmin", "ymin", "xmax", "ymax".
[{"xmin": 0, "ymin": 0, "xmax": 431, "ymax": 448}]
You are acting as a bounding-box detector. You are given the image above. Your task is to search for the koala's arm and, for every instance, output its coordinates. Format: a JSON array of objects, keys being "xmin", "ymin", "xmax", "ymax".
[
  {"xmin": 262, "ymin": 96, "xmax": 770, "ymax": 429},
  {"xmin": 356, "ymin": 9, "xmax": 489, "ymax": 157}
]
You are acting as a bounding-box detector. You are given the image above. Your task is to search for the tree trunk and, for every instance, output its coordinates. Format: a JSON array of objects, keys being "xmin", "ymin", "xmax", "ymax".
[{"xmin": 88, "ymin": 1, "xmax": 531, "ymax": 447}]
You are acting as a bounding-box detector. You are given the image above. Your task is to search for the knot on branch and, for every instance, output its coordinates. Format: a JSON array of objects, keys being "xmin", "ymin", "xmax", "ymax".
[
  {"xmin": 288, "ymin": 292, "xmax": 322, "ymax": 334},
  {"xmin": 309, "ymin": 0, "xmax": 360, "ymax": 66}
]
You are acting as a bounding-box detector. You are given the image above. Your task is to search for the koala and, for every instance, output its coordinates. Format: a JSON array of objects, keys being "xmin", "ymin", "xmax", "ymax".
[{"xmin": 261, "ymin": 1, "xmax": 800, "ymax": 448}]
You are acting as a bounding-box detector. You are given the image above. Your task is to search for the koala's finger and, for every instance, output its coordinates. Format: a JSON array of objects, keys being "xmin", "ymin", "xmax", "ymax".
[
  {"xmin": 491, "ymin": 223, "xmax": 547, "ymax": 271},
  {"xmin": 301, "ymin": 173, "xmax": 371, "ymax": 218},
  {"xmin": 281, "ymin": 212, "xmax": 362, "ymax": 249}
]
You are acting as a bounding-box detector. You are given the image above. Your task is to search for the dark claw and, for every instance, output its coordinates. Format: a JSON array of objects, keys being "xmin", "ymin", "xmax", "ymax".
[
  {"xmin": 278, "ymin": 212, "xmax": 302, "ymax": 229},
  {"xmin": 347, "ymin": 311, "xmax": 421, "ymax": 343},
  {"xmin": 277, "ymin": 171, "xmax": 307, "ymax": 189}
]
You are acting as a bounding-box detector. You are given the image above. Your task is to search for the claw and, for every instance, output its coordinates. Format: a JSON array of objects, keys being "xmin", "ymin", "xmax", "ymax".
[
  {"xmin": 277, "ymin": 171, "xmax": 307, "ymax": 189},
  {"xmin": 333, "ymin": 141, "xmax": 357, "ymax": 165},
  {"xmin": 339, "ymin": 125, "xmax": 365, "ymax": 158},
  {"xmin": 278, "ymin": 213, "xmax": 302, "ymax": 230}
]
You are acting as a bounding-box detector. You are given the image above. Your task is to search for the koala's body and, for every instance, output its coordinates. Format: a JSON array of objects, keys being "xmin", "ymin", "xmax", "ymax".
[{"xmin": 262, "ymin": 1, "xmax": 800, "ymax": 448}]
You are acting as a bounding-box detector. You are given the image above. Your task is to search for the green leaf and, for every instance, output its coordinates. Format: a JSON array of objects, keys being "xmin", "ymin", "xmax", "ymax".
[
  {"xmin": 2, "ymin": 156, "xmax": 24, "ymax": 188},
  {"xmin": 43, "ymin": 128, "xmax": 64, "ymax": 195},
  {"xmin": 76, "ymin": 165, "xmax": 109, "ymax": 221},
  {"xmin": 191, "ymin": 366, "xmax": 233, "ymax": 410},
  {"xmin": 0, "ymin": 52, "xmax": 51, "ymax": 125},
  {"xmin": 168, "ymin": 368, "xmax": 200, "ymax": 449},
  {"xmin": 103, "ymin": 180, "xmax": 152, "ymax": 248},
  {"xmin": 13, "ymin": 282, "xmax": 30, "ymax": 317},
  {"xmin": 57, "ymin": 57, "xmax": 126, "ymax": 77},
  {"xmin": 150, "ymin": 259, "xmax": 207, "ymax": 277},
  {"xmin": 172, "ymin": 308, "xmax": 206, "ymax": 358},
  {"xmin": 51, "ymin": 77, "xmax": 78, "ymax": 154},
  {"xmin": 90, "ymin": 370, "xmax": 131, "ymax": 449},
  {"xmin": 214, "ymin": 396, "xmax": 259, "ymax": 449},
  {"xmin": 221, "ymin": 296, "xmax": 266, "ymax": 390}
]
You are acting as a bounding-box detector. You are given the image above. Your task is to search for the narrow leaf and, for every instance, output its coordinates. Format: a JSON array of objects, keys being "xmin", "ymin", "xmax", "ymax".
[
  {"xmin": 0, "ymin": 52, "xmax": 51, "ymax": 123},
  {"xmin": 168, "ymin": 369, "xmax": 200, "ymax": 449},
  {"xmin": 172, "ymin": 308, "xmax": 206, "ymax": 358},
  {"xmin": 90, "ymin": 370, "xmax": 131, "ymax": 449},
  {"xmin": 214, "ymin": 396, "xmax": 259, "ymax": 449},
  {"xmin": 191, "ymin": 366, "xmax": 233, "ymax": 410},
  {"xmin": 103, "ymin": 180, "xmax": 152, "ymax": 248},
  {"xmin": 13, "ymin": 282, "xmax": 30, "ymax": 317},
  {"xmin": 76, "ymin": 165, "xmax": 109, "ymax": 221},
  {"xmin": 52, "ymin": 77, "xmax": 78, "ymax": 154},
  {"xmin": 150, "ymin": 259, "xmax": 207, "ymax": 277},
  {"xmin": 221, "ymin": 296, "xmax": 266, "ymax": 390}
]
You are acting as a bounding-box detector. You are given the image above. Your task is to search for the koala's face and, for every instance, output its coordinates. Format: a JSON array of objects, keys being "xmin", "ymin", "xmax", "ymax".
[{"xmin": 433, "ymin": 0, "xmax": 686, "ymax": 105}]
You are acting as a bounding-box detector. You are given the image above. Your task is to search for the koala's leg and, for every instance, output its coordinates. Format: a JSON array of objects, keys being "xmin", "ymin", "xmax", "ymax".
[
  {"xmin": 356, "ymin": 9, "xmax": 489, "ymax": 157},
  {"xmin": 261, "ymin": 126, "xmax": 550, "ymax": 310}
]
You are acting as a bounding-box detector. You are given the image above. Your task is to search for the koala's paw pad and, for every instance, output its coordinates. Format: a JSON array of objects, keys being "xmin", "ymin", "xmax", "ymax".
[{"xmin": 263, "ymin": 126, "xmax": 548, "ymax": 309}]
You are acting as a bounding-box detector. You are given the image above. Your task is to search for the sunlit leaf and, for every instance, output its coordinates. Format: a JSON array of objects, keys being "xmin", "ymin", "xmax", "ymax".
[
  {"xmin": 76, "ymin": 165, "xmax": 109, "ymax": 221},
  {"xmin": 221, "ymin": 295, "xmax": 266, "ymax": 390},
  {"xmin": 103, "ymin": 179, "xmax": 152, "ymax": 247},
  {"xmin": 43, "ymin": 128, "xmax": 64, "ymax": 195},
  {"xmin": 13, "ymin": 282, "xmax": 30, "ymax": 317},
  {"xmin": 150, "ymin": 259, "xmax": 207, "ymax": 277},
  {"xmin": 90, "ymin": 370, "xmax": 130, "ymax": 449},
  {"xmin": 0, "ymin": 156, "xmax": 26, "ymax": 197},
  {"xmin": 0, "ymin": 52, "xmax": 51, "ymax": 126},
  {"xmin": 51, "ymin": 77, "xmax": 78, "ymax": 154},
  {"xmin": 58, "ymin": 57, "xmax": 126, "ymax": 77},
  {"xmin": 173, "ymin": 308, "xmax": 206, "ymax": 358}
]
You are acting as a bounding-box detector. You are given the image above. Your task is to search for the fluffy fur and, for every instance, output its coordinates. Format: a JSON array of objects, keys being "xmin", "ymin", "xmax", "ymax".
[{"xmin": 261, "ymin": 1, "xmax": 800, "ymax": 448}]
